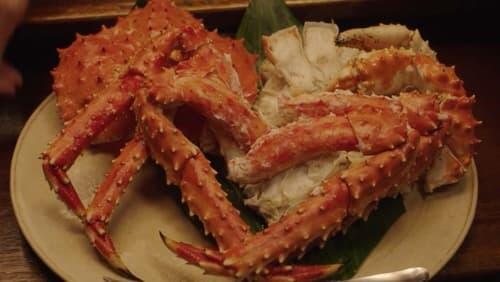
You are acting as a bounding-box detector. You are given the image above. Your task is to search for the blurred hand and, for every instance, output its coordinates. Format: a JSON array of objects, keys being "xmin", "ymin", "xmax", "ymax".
[
  {"xmin": 0, "ymin": 0, "xmax": 28, "ymax": 97},
  {"xmin": 0, "ymin": 62, "xmax": 22, "ymax": 96}
]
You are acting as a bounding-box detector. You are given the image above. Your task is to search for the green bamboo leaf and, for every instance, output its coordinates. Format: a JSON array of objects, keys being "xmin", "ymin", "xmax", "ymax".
[{"xmin": 236, "ymin": 0, "xmax": 301, "ymax": 65}]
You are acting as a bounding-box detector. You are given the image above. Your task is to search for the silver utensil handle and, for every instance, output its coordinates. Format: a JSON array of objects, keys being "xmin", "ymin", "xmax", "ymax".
[{"xmin": 342, "ymin": 267, "xmax": 429, "ymax": 282}]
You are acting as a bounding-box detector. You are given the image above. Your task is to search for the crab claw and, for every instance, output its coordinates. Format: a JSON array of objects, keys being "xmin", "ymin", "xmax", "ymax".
[{"xmin": 159, "ymin": 232, "xmax": 341, "ymax": 281}]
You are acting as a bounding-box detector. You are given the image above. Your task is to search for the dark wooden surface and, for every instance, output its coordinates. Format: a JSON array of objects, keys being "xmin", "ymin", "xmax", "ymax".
[{"xmin": 2, "ymin": 3, "xmax": 500, "ymax": 281}]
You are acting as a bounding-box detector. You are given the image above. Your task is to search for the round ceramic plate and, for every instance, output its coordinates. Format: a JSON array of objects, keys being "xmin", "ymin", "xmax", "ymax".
[{"xmin": 11, "ymin": 95, "xmax": 477, "ymax": 281}]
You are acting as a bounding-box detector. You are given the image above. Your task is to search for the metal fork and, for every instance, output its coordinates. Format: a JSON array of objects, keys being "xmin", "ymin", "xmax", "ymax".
[{"xmin": 335, "ymin": 267, "xmax": 430, "ymax": 282}]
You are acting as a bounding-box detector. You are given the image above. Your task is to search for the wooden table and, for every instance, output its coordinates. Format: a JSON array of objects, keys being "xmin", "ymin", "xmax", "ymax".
[{"xmin": 1, "ymin": 3, "xmax": 500, "ymax": 281}]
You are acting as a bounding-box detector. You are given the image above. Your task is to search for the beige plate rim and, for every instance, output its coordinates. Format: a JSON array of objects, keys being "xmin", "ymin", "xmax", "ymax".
[
  {"xmin": 11, "ymin": 95, "xmax": 77, "ymax": 280},
  {"xmin": 10, "ymin": 94, "xmax": 478, "ymax": 281}
]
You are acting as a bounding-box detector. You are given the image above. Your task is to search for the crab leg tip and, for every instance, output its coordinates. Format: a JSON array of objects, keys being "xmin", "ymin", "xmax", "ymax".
[
  {"xmin": 324, "ymin": 263, "xmax": 342, "ymax": 276},
  {"xmin": 158, "ymin": 231, "xmax": 174, "ymax": 249},
  {"xmin": 223, "ymin": 258, "xmax": 235, "ymax": 266},
  {"xmin": 108, "ymin": 255, "xmax": 141, "ymax": 281}
]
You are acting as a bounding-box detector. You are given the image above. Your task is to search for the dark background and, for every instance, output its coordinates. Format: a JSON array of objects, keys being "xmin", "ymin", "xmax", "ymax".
[{"xmin": 1, "ymin": 0, "xmax": 500, "ymax": 281}]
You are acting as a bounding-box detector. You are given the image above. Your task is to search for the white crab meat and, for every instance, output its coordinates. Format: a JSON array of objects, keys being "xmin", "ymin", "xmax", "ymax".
[
  {"xmin": 303, "ymin": 22, "xmax": 360, "ymax": 85},
  {"xmin": 263, "ymin": 26, "xmax": 325, "ymax": 93},
  {"xmin": 338, "ymin": 23, "xmax": 436, "ymax": 57}
]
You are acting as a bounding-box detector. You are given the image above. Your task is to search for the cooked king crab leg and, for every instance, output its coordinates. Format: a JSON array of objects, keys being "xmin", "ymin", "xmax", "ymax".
[
  {"xmin": 76, "ymin": 27, "xmax": 247, "ymax": 273},
  {"xmin": 84, "ymin": 134, "xmax": 148, "ymax": 269},
  {"xmin": 42, "ymin": 75, "xmax": 145, "ymax": 274},
  {"xmin": 159, "ymin": 233, "xmax": 341, "ymax": 281},
  {"xmin": 163, "ymin": 129, "xmax": 419, "ymax": 279},
  {"xmin": 135, "ymin": 86, "xmax": 249, "ymax": 247},
  {"xmin": 280, "ymin": 89, "xmax": 466, "ymax": 196}
]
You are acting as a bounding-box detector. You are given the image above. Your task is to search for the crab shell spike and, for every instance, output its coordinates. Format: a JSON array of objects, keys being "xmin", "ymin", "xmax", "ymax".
[
  {"xmin": 439, "ymin": 94, "xmax": 478, "ymax": 167},
  {"xmin": 344, "ymin": 128, "xmax": 419, "ymax": 216},
  {"xmin": 408, "ymin": 129, "xmax": 445, "ymax": 183},
  {"xmin": 398, "ymin": 91, "xmax": 442, "ymax": 135},
  {"xmin": 220, "ymin": 176, "xmax": 349, "ymax": 277}
]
